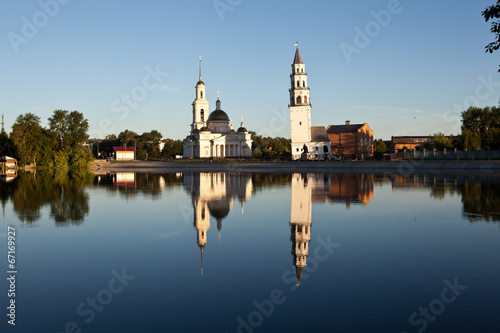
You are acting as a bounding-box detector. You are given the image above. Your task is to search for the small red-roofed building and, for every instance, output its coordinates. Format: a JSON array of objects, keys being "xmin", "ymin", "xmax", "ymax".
[{"xmin": 113, "ymin": 147, "xmax": 135, "ymax": 160}]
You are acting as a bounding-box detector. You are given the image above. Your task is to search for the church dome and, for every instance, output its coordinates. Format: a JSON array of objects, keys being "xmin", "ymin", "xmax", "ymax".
[
  {"xmin": 237, "ymin": 127, "xmax": 247, "ymax": 133},
  {"xmin": 192, "ymin": 128, "xmax": 200, "ymax": 134},
  {"xmin": 207, "ymin": 110, "xmax": 230, "ymax": 122},
  {"xmin": 200, "ymin": 126, "xmax": 211, "ymax": 133}
]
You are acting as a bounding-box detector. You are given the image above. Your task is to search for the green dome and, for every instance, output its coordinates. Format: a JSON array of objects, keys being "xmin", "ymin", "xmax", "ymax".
[
  {"xmin": 200, "ymin": 126, "xmax": 211, "ymax": 133},
  {"xmin": 237, "ymin": 127, "xmax": 247, "ymax": 133},
  {"xmin": 207, "ymin": 110, "xmax": 230, "ymax": 122}
]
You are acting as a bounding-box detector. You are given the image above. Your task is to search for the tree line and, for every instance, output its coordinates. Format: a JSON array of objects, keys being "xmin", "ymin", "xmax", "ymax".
[
  {"xmin": 1, "ymin": 110, "xmax": 92, "ymax": 169},
  {"xmin": 373, "ymin": 106, "xmax": 500, "ymax": 152},
  {"xmin": 90, "ymin": 130, "xmax": 183, "ymax": 160}
]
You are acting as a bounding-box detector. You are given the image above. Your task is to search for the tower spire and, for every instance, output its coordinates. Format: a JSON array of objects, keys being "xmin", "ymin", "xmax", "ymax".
[
  {"xmin": 199, "ymin": 56, "xmax": 202, "ymax": 82},
  {"xmin": 1, "ymin": 114, "xmax": 4, "ymax": 133}
]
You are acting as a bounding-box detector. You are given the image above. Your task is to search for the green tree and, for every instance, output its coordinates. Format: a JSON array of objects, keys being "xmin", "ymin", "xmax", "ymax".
[
  {"xmin": 70, "ymin": 146, "xmax": 94, "ymax": 170},
  {"xmin": 0, "ymin": 129, "xmax": 17, "ymax": 157},
  {"xmin": 48, "ymin": 110, "xmax": 89, "ymax": 151},
  {"xmin": 374, "ymin": 139, "xmax": 387, "ymax": 152},
  {"xmin": 11, "ymin": 113, "xmax": 44, "ymax": 166},
  {"xmin": 483, "ymin": 0, "xmax": 500, "ymax": 72},
  {"xmin": 430, "ymin": 132, "xmax": 454, "ymax": 150},
  {"xmin": 161, "ymin": 138, "xmax": 183, "ymax": 158},
  {"xmin": 460, "ymin": 106, "xmax": 500, "ymax": 149}
]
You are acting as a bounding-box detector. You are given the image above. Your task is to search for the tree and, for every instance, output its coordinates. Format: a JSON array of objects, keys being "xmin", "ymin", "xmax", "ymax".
[
  {"xmin": 11, "ymin": 113, "xmax": 44, "ymax": 166},
  {"xmin": 460, "ymin": 106, "xmax": 500, "ymax": 149},
  {"xmin": 374, "ymin": 139, "xmax": 387, "ymax": 152},
  {"xmin": 161, "ymin": 139, "xmax": 183, "ymax": 158},
  {"xmin": 0, "ymin": 129, "xmax": 16, "ymax": 158},
  {"xmin": 483, "ymin": 1, "xmax": 500, "ymax": 72},
  {"xmin": 48, "ymin": 110, "xmax": 89, "ymax": 151},
  {"xmin": 429, "ymin": 132, "xmax": 454, "ymax": 150}
]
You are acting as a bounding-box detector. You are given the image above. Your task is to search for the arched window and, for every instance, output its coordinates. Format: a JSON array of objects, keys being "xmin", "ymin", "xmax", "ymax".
[
  {"xmin": 304, "ymin": 96, "xmax": 307, "ymax": 104},
  {"xmin": 200, "ymin": 109, "xmax": 204, "ymax": 122},
  {"xmin": 296, "ymin": 96, "xmax": 302, "ymax": 104},
  {"xmin": 296, "ymin": 81, "xmax": 300, "ymax": 88},
  {"xmin": 303, "ymin": 81, "xmax": 306, "ymax": 87},
  {"xmin": 200, "ymin": 91, "xmax": 203, "ymax": 98},
  {"xmin": 301, "ymin": 68, "xmax": 304, "ymax": 73}
]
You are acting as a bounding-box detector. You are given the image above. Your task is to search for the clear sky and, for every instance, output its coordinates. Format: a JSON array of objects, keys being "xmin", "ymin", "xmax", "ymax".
[{"xmin": 1, "ymin": 0, "xmax": 498, "ymax": 140}]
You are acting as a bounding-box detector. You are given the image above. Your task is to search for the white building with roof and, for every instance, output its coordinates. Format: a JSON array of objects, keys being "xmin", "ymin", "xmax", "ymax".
[
  {"xmin": 183, "ymin": 59, "xmax": 253, "ymax": 159},
  {"xmin": 289, "ymin": 45, "xmax": 331, "ymax": 160}
]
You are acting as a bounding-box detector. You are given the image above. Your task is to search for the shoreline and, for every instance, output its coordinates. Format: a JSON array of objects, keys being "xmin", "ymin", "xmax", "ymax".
[{"xmin": 91, "ymin": 160, "xmax": 500, "ymax": 174}]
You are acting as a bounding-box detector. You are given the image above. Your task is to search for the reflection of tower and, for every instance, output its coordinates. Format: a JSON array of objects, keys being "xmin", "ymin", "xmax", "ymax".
[
  {"xmin": 193, "ymin": 195, "xmax": 210, "ymax": 275},
  {"xmin": 290, "ymin": 173, "xmax": 312, "ymax": 286}
]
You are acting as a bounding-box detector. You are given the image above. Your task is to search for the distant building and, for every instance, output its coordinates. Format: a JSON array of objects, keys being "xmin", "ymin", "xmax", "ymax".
[
  {"xmin": 390, "ymin": 136, "xmax": 431, "ymax": 150},
  {"xmin": 326, "ymin": 121, "xmax": 373, "ymax": 159},
  {"xmin": 183, "ymin": 58, "xmax": 253, "ymax": 159},
  {"xmin": 1, "ymin": 156, "xmax": 17, "ymax": 168},
  {"xmin": 289, "ymin": 46, "xmax": 331, "ymax": 160},
  {"xmin": 113, "ymin": 146, "xmax": 135, "ymax": 160}
]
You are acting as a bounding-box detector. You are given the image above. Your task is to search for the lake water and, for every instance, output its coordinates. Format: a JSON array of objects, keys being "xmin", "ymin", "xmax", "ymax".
[{"xmin": 2, "ymin": 171, "xmax": 500, "ymax": 333}]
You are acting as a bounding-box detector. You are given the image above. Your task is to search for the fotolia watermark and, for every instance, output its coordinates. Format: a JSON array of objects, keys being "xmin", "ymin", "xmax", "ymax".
[
  {"xmin": 88, "ymin": 65, "xmax": 170, "ymax": 139},
  {"xmin": 229, "ymin": 235, "xmax": 340, "ymax": 333},
  {"xmin": 340, "ymin": 0, "xmax": 411, "ymax": 64},
  {"xmin": 49, "ymin": 267, "xmax": 135, "ymax": 333},
  {"xmin": 400, "ymin": 277, "xmax": 467, "ymax": 333},
  {"xmin": 7, "ymin": 0, "xmax": 71, "ymax": 54},
  {"xmin": 213, "ymin": 0, "xmax": 244, "ymax": 21}
]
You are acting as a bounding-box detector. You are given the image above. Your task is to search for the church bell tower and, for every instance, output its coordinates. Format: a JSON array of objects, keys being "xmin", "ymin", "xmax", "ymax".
[
  {"xmin": 289, "ymin": 44, "xmax": 312, "ymax": 158},
  {"xmin": 192, "ymin": 57, "xmax": 210, "ymax": 133}
]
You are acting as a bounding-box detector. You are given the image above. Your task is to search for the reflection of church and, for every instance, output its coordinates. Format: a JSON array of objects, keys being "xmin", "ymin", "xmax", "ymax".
[{"xmin": 183, "ymin": 173, "xmax": 253, "ymax": 274}]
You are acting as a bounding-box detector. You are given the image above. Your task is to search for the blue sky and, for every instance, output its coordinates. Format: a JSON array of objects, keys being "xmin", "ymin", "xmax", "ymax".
[{"xmin": 1, "ymin": 0, "xmax": 498, "ymax": 140}]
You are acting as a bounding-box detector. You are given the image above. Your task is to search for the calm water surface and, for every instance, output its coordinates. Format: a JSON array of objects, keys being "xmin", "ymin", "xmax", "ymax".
[{"xmin": 1, "ymin": 171, "xmax": 500, "ymax": 333}]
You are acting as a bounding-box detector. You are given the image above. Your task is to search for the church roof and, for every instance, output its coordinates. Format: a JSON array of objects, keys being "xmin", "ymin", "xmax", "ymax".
[
  {"xmin": 294, "ymin": 47, "xmax": 304, "ymax": 64},
  {"xmin": 207, "ymin": 110, "xmax": 230, "ymax": 122},
  {"xmin": 311, "ymin": 126, "xmax": 329, "ymax": 142},
  {"xmin": 326, "ymin": 124, "xmax": 365, "ymax": 134}
]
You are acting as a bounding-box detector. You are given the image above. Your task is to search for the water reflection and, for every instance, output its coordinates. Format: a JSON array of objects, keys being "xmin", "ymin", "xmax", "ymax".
[
  {"xmin": 183, "ymin": 173, "xmax": 253, "ymax": 274},
  {"xmin": 2, "ymin": 171, "xmax": 499, "ymax": 228},
  {"xmin": 1, "ymin": 171, "xmax": 93, "ymax": 225}
]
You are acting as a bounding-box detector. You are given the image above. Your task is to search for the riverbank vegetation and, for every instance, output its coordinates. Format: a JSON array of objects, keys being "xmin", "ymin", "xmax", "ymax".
[{"xmin": 0, "ymin": 110, "xmax": 93, "ymax": 170}]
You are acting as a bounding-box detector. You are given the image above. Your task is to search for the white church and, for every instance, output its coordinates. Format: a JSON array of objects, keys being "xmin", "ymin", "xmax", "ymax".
[
  {"xmin": 183, "ymin": 59, "xmax": 253, "ymax": 159},
  {"xmin": 289, "ymin": 45, "xmax": 332, "ymax": 160}
]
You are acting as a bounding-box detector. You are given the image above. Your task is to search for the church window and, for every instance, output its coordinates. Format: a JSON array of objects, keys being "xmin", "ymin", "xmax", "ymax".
[
  {"xmin": 316, "ymin": 147, "xmax": 318, "ymax": 151},
  {"xmin": 299, "ymin": 121, "xmax": 302, "ymax": 125},
  {"xmin": 201, "ymin": 109, "xmax": 204, "ymax": 122},
  {"xmin": 304, "ymin": 96, "xmax": 307, "ymax": 103},
  {"xmin": 296, "ymin": 96, "xmax": 302, "ymax": 104},
  {"xmin": 200, "ymin": 91, "xmax": 203, "ymax": 98},
  {"xmin": 296, "ymin": 148, "xmax": 299, "ymax": 152},
  {"xmin": 303, "ymin": 81, "xmax": 305, "ymax": 87},
  {"xmin": 296, "ymin": 81, "xmax": 300, "ymax": 88}
]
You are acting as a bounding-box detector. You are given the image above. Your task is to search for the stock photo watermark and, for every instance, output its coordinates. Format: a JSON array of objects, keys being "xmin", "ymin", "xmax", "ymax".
[
  {"xmin": 6, "ymin": 226, "xmax": 17, "ymax": 326},
  {"xmin": 213, "ymin": 0, "xmax": 244, "ymax": 21},
  {"xmin": 400, "ymin": 277, "xmax": 467, "ymax": 333},
  {"xmin": 340, "ymin": 0, "xmax": 412, "ymax": 64},
  {"xmin": 50, "ymin": 267, "xmax": 135, "ymax": 333},
  {"xmin": 229, "ymin": 235, "xmax": 340, "ymax": 333},
  {"xmin": 7, "ymin": 0, "xmax": 71, "ymax": 54},
  {"xmin": 89, "ymin": 65, "xmax": 169, "ymax": 139}
]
